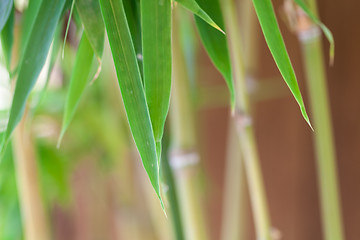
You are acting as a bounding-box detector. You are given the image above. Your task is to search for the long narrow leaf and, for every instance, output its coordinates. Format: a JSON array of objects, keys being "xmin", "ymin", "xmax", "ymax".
[
  {"xmin": 176, "ymin": 0, "xmax": 224, "ymax": 33},
  {"xmin": 194, "ymin": 0, "xmax": 235, "ymax": 109},
  {"xmin": 0, "ymin": 0, "xmax": 13, "ymax": 33},
  {"xmin": 58, "ymin": 33, "xmax": 95, "ymax": 146},
  {"xmin": 141, "ymin": 0, "xmax": 172, "ymax": 158},
  {"xmin": 99, "ymin": 0, "xmax": 162, "ymax": 204},
  {"xmin": 252, "ymin": 0, "xmax": 312, "ymax": 128},
  {"xmin": 293, "ymin": 0, "xmax": 334, "ymax": 64},
  {"xmin": 1, "ymin": 0, "xmax": 65, "ymax": 150}
]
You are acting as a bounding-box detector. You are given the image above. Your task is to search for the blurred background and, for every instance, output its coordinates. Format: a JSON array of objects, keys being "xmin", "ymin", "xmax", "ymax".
[{"xmin": 1, "ymin": 0, "xmax": 360, "ymax": 239}]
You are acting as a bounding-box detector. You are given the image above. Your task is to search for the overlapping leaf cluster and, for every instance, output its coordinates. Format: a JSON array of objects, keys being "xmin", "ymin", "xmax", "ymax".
[{"xmin": 0, "ymin": 0, "xmax": 331, "ymax": 205}]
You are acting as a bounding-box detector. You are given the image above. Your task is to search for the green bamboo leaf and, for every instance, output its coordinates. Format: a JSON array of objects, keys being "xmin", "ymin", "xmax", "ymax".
[
  {"xmin": 0, "ymin": 0, "xmax": 13, "ymax": 33},
  {"xmin": 194, "ymin": 0, "xmax": 235, "ymax": 109},
  {"xmin": 99, "ymin": 0, "xmax": 162, "ymax": 205},
  {"xmin": 293, "ymin": 0, "xmax": 334, "ymax": 64},
  {"xmin": 141, "ymin": 0, "xmax": 171, "ymax": 158},
  {"xmin": 176, "ymin": 0, "xmax": 224, "ymax": 33},
  {"xmin": 58, "ymin": 33, "xmax": 95, "ymax": 146},
  {"xmin": 75, "ymin": 0, "xmax": 105, "ymax": 61},
  {"xmin": 252, "ymin": 0, "xmax": 312, "ymax": 128},
  {"xmin": 1, "ymin": 6, "xmax": 14, "ymax": 70},
  {"xmin": 1, "ymin": 0, "xmax": 65, "ymax": 150}
]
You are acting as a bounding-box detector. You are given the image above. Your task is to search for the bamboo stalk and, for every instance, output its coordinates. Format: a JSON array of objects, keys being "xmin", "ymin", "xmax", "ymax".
[
  {"xmin": 222, "ymin": 0, "xmax": 272, "ymax": 239},
  {"xmin": 221, "ymin": 120, "xmax": 247, "ymax": 240},
  {"xmin": 169, "ymin": 8, "xmax": 209, "ymax": 240},
  {"xmin": 220, "ymin": 0, "xmax": 259, "ymax": 238},
  {"xmin": 294, "ymin": 2, "xmax": 344, "ymax": 239},
  {"xmin": 12, "ymin": 110, "xmax": 50, "ymax": 240}
]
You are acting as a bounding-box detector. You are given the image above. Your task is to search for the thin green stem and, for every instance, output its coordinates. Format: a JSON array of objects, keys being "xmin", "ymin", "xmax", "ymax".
[
  {"xmin": 296, "ymin": 2, "xmax": 344, "ymax": 239},
  {"xmin": 222, "ymin": 0, "xmax": 272, "ymax": 239},
  {"xmin": 221, "ymin": 0, "xmax": 259, "ymax": 238}
]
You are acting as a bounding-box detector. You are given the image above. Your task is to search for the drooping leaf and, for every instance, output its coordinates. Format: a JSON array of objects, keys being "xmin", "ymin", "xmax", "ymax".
[
  {"xmin": 193, "ymin": 0, "xmax": 235, "ymax": 109},
  {"xmin": 99, "ymin": 0, "xmax": 162, "ymax": 205},
  {"xmin": 1, "ymin": 0, "xmax": 66, "ymax": 150},
  {"xmin": 75, "ymin": 0, "xmax": 105, "ymax": 61},
  {"xmin": 176, "ymin": 0, "xmax": 224, "ymax": 33},
  {"xmin": 58, "ymin": 33, "xmax": 95, "ymax": 146},
  {"xmin": 293, "ymin": 0, "xmax": 334, "ymax": 64},
  {"xmin": 252, "ymin": 0, "xmax": 312, "ymax": 128},
  {"xmin": 1, "ymin": 6, "xmax": 14, "ymax": 71},
  {"xmin": 0, "ymin": 0, "xmax": 13, "ymax": 33},
  {"xmin": 141, "ymin": 0, "xmax": 171, "ymax": 158}
]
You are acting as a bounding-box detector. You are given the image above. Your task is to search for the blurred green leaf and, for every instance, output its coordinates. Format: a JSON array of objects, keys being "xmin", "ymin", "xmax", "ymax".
[
  {"xmin": 193, "ymin": 0, "xmax": 235, "ymax": 110},
  {"xmin": 252, "ymin": 0, "xmax": 312, "ymax": 128},
  {"xmin": 0, "ymin": 0, "xmax": 13, "ymax": 33},
  {"xmin": 1, "ymin": 0, "xmax": 66, "ymax": 151},
  {"xmin": 58, "ymin": 33, "xmax": 95, "ymax": 146},
  {"xmin": 0, "ymin": 6, "xmax": 14, "ymax": 70},
  {"xmin": 294, "ymin": 0, "xmax": 334, "ymax": 64},
  {"xmin": 37, "ymin": 141, "xmax": 70, "ymax": 204},
  {"xmin": 176, "ymin": 0, "xmax": 224, "ymax": 33},
  {"xmin": 141, "ymin": 0, "xmax": 171, "ymax": 158},
  {"xmin": 76, "ymin": 0, "xmax": 105, "ymax": 61},
  {"xmin": 99, "ymin": 0, "xmax": 162, "ymax": 206}
]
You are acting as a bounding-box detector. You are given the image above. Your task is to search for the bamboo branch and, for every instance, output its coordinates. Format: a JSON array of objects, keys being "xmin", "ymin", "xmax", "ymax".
[
  {"xmin": 288, "ymin": 1, "xmax": 345, "ymax": 239},
  {"xmin": 222, "ymin": 0, "xmax": 272, "ymax": 239}
]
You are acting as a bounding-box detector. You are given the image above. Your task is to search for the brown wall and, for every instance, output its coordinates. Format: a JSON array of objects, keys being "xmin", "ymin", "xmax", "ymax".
[{"xmin": 198, "ymin": 0, "xmax": 360, "ymax": 239}]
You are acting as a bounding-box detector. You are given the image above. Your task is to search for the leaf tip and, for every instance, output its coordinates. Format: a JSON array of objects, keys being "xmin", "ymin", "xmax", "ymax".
[
  {"xmin": 160, "ymin": 197, "xmax": 167, "ymax": 217},
  {"xmin": 329, "ymin": 45, "xmax": 335, "ymax": 66},
  {"xmin": 89, "ymin": 59, "xmax": 102, "ymax": 85},
  {"xmin": 57, "ymin": 128, "xmax": 66, "ymax": 149},
  {"xmin": 212, "ymin": 23, "xmax": 225, "ymax": 35},
  {"xmin": 300, "ymin": 106, "xmax": 313, "ymax": 131}
]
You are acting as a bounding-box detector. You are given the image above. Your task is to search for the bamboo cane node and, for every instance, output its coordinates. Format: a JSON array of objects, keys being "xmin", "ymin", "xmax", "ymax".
[
  {"xmin": 297, "ymin": 25, "xmax": 321, "ymax": 42},
  {"xmin": 270, "ymin": 227, "xmax": 283, "ymax": 240},
  {"xmin": 282, "ymin": 0, "xmax": 318, "ymax": 38},
  {"xmin": 169, "ymin": 150, "xmax": 200, "ymax": 170},
  {"xmin": 246, "ymin": 74, "xmax": 258, "ymax": 95},
  {"xmin": 234, "ymin": 110, "xmax": 252, "ymax": 132}
]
